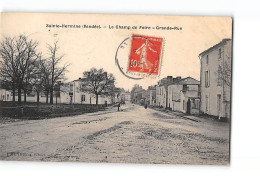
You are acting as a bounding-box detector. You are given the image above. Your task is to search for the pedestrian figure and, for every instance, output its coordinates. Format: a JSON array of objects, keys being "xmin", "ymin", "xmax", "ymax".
[{"xmin": 118, "ymin": 103, "xmax": 121, "ymax": 111}]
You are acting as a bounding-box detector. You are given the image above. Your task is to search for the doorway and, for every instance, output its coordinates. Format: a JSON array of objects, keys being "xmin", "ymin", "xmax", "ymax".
[{"xmin": 187, "ymin": 99, "xmax": 191, "ymax": 114}]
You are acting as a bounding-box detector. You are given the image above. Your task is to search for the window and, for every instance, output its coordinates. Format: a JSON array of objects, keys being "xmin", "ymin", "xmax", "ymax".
[
  {"xmin": 218, "ymin": 48, "xmax": 222, "ymax": 59},
  {"xmin": 183, "ymin": 85, "xmax": 188, "ymax": 91},
  {"xmin": 7, "ymin": 94, "xmax": 9, "ymax": 100},
  {"xmin": 69, "ymin": 84, "xmax": 73, "ymax": 92},
  {"xmin": 81, "ymin": 95, "xmax": 85, "ymax": 102},
  {"xmin": 206, "ymin": 55, "xmax": 209, "ymax": 64},
  {"xmin": 183, "ymin": 100, "xmax": 185, "ymax": 110},
  {"xmin": 205, "ymin": 71, "xmax": 210, "ymax": 87}
]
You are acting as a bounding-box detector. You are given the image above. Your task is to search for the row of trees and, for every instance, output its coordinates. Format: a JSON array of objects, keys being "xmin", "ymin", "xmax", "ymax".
[{"xmin": 0, "ymin": 34, "xmax": 69, "ymax": 104}]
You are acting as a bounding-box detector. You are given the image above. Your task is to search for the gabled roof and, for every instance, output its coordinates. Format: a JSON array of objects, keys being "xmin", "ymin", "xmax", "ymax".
[{"xmin": 199, "ymin": 38, "xmax": 232, "ymax": 57}]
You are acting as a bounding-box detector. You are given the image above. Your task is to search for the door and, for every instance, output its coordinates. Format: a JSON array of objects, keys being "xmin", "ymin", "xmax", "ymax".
[
  {"xmin": 70, "ymin": 95, "xmax": 73, "ymax": 104},
  {"xmin": 187, "ymin": 99, "xmax": 191, "ymax": 114},
  {"xmin": 217, "ymin": 94, "xmax": 221, "ymax": 117}
]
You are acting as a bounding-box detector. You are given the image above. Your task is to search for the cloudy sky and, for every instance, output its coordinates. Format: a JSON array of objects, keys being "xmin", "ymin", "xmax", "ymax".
[{"xmin": 1, "ymin": 13, "xmax": 232, "ymax": 90}]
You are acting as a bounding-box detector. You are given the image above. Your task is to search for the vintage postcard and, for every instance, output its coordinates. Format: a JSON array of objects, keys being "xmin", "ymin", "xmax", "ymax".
[{"xmin": 0, "ymin": 13, "xmax": 232, "ymax": 165}]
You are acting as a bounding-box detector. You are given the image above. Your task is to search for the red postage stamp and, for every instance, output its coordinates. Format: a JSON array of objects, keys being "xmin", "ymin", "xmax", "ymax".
[{"xmin": 128, "ymin": 34, "xmax": 163, "ymax": 75}]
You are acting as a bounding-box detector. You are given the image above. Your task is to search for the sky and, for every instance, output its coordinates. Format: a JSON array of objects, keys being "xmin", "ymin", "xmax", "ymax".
[{"xmin": 0, "ymin": 13, "xmax": 232, "ymax": 91}]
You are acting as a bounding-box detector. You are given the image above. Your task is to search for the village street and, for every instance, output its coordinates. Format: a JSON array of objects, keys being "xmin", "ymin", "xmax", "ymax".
[{"xmin": 0, "ymin": 102, "xmax": 230, "ymax": 165}]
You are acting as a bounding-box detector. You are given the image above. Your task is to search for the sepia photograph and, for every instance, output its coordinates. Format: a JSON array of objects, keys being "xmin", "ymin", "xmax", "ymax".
[{"xmin": 0, "ymin": 12, "xmax": 232, "ymax": 165}]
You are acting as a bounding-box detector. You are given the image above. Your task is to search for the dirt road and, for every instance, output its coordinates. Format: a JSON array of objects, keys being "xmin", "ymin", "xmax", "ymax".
[{"xmin": 0, "ymin": 102, "xmax": 230, "ymax": 165}]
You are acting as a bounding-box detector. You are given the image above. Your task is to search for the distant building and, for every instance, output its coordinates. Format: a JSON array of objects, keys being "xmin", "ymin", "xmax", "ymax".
[
  {"xmin": 0, "ymin": 89, "xmax": 12, "ymax": 102},
  {"xmin": 148, "ymin": 85, "xmax": 156, "ymax": 106},
  {"xmin": 60, "ymin": 78, "xmax": 114, "ymax": 105},
  {"xmin": 156, "ymin": 76, "xmax": 180, "ymax": 108},
  {"xmin": 120, "ymin": 91, "xmax": 131, "ymax": 102},
  {"xmin": 141, "ymin": 89, "xmax": 150, "ymax": 105},
  {"xmin": 131, "ymin": 85, "xmax": 145, "ymax": 104},
  {"xmin": 199, "ymin": 39, "xmax": 232, "ymax": 119},
  {"xmin": 168, "ymin": 77, "xmax": 200, "ymax": 114}
]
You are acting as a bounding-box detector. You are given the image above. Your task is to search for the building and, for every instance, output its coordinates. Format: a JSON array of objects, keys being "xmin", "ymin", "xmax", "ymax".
[
  {"xmin": 199, "ymin": 39, "xmax": 232, "ymax": 119},
  {"xmin": 141, "ymin": 89, "xmax": 150, "ymax": 105},
  {"xmin": 148, "ymin": 85, "xmax": 156, "ymax": 106},
  {"xmin": 0, "ymin": 89, "xmax": 12, "ymax": 102},
  {"xmin": 60, "ymin": 78, "xmax": 114, "ymax": 105},
  {"xmin": 168, "ymin": 77, "xmax": 200, "ymax": 114},
  {"xmin": 120, "ymin": 90, "xmax": 131, "ymax": 102},
  {"xmin": 131, "ymin": 85, "xmax": 145, "ymax": 104},
  {"xmin": 156, "ymin": 76, "xmax": 180, "ymax": 108},
  {"xmin": 124, "ymin": 91, "xmax": 131, "ymax": 101}
]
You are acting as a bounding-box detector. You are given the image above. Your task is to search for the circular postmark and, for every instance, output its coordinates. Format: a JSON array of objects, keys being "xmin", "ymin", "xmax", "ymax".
[{"xmin": 115, "ymin": 34, "xmax": 163, "ymax": 80}]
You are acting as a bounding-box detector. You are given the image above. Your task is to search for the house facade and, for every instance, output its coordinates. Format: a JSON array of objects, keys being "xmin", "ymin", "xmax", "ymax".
[
  {"xmin": 60, "ymin": 78, "xmax": 114, "ymax": 105},
  {"xmin": 130, "ymin": 85, "xmax": 145, "ymax": 104},
  {"xmin": 124, "ymin": 91, "xmax": 131, "ymax": 101},
  {"xmin": 199, "ymin": 39, "xmax": 232, "ymax": 119},
  {"xmin": 0, "ymin": 89, "xmax": 12, "ymax": 102},
  {"xmin": 148, "ymin": 85, "xmax": 156, "ymax": 106},
  {"xmin": 141, "ymin": 89, "xmax": 150, "ymax": 105},
  {"xmin": 168, "ymin": 77, "xmax": 200, "ymax": 114},
  {"xmin": 120, "ymin": 91, "xmax": 131, "ymax": 102},
  {"xmin": 156, "ymin": 76, "xmax": 179, "ymax": 108}
]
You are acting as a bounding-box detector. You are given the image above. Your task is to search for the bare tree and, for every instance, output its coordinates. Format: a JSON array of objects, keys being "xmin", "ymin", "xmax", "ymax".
[
  {"xmin": 0, "ymin": 35, "xmax": 40, "ymax": 104},
  {"xmin": 217, "ymin": 55, "xmax": 232, "ymax": 87},
  {"xmin": 0, "ymin": 37, "xmax": 18, "ymax": 103},
  {"xmin": 80, "ymin": 68, "xmax": 115, "ymax": 106},
  {"xmin": 46, "ymin": 41, "xmax": 69, "ymax": 104},
  {"xmin": 29, "ymin": 59, "xmax": 45, "ymax": 105},
  {"xmin": 39, "ymin": 58, "xmax": 51, "ymax": 103},
  {"xmin": 22, "ymin": 38, "xmax": 41, "ymax": 102}
]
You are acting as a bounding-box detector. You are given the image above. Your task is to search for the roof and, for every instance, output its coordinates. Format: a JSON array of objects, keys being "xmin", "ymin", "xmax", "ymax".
[
  {"xmin": 199, "ymin": 39, "xmax": 232, "ymax": 57},
  {"xmin": 169, "ymin": 77, "xmax": 200, "ymax": 86}
]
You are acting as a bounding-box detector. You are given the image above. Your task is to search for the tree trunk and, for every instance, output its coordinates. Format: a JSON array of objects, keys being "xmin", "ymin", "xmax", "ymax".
[
  {"xmin": 96, "ymin": 94, "xmax": 99, "ymax": 108},
  {"xmin": 12, "ymin": 82, "xmax": 15, "ymax": 103},
  {"xmin": 37, "ymin": 91, "xmax": 40, "ymax": 105},
  {"xmin": 24, "ymin": 89, "xmax": 27, "ymax": 103},
  {"xmin": 46, "ymin": 90, "xmax": 49, "ymax": 104},
  {"xmin": 50, "ymin": 86, "xmax": 53, "ymax": 104},
  {"xmin": 18, "ymin": 84, "xmax": 22, "ymax": 104}
]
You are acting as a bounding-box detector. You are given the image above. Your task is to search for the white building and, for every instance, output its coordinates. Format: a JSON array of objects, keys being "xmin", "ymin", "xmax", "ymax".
[
  {"xmin": 199, "ymin": 39, "xmax": 232, "ymax": 119},
  {"xmin": 0, "ymin": 89, "xmax": 12, "ymax": 101},
  {"xmin": 60, "ymin": 78, "xmax": 114, "ymax": 105},
  {"xmin": 156, "ymin": 76, "xmax": 180, "ymax": 108},
  {"xmin": 168, "ymin": 77, "xmax": 200, "ymax": 114}
]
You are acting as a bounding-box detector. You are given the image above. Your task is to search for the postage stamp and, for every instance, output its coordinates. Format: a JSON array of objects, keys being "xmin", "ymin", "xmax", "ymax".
[
  {"xmin": 128, "ymin": 34, "xmax": 163, "ymax": 75},
  {"xmin": 115, "ymin": 34, "xmax": 164, "ymax": 80}
]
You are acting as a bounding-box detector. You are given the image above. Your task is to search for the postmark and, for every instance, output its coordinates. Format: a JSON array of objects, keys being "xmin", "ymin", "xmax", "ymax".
[{"xmin": 115, "ymin": 34, "xmax": 164, "ymax": 80}]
